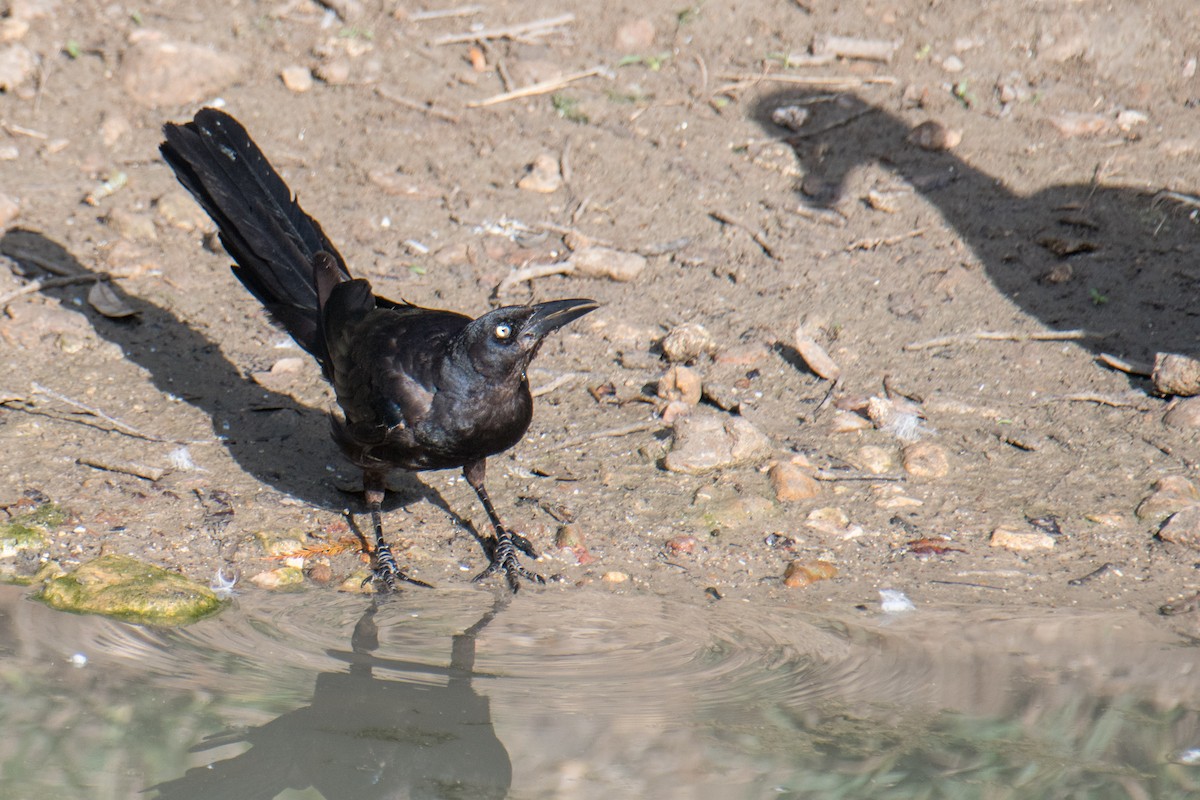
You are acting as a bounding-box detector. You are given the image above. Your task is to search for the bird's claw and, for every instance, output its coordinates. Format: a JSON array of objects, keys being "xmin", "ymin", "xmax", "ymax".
[
  {"xmin": 362, "ymin": 541, "xmax": 432, "ymax": 592},
  {"xmin": 474, "ymin": 532, "xmax": 545, "ymax": 592}
]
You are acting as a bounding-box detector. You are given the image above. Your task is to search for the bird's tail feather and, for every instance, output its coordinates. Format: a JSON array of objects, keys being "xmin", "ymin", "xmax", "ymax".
[{"xmin": 160, "ymin": 108, "xmax": 350, "ymax": 362}]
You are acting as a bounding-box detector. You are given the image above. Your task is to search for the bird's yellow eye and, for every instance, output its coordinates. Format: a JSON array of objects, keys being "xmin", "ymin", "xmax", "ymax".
[{"xmin": 494, "ymin": 322, "xmax": 513, "ymax": 340}]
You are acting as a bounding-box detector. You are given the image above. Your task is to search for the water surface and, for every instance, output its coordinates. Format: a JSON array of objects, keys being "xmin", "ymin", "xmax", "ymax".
[{"xmin": 2, "ymin": 584, "xmax": 1198, "ymax": 799}]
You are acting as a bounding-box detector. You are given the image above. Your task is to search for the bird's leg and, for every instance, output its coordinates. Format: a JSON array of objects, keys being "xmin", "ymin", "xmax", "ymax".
[
  {"xmin": 464, "ymin": 459, "xmax": 545, "ymax": 592},
  {"xmin": 361, "ymin": 471, "xmax": 431, "ymax": 591}
]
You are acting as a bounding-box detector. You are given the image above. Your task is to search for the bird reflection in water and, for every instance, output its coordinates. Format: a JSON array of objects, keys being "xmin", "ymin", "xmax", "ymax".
[{"xmin": 148, "ymin": 600, "xmax": 511, "ymax": 800}]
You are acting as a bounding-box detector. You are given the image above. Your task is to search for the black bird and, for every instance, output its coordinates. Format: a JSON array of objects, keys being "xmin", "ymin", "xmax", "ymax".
[{"xmin": 160, "ymin": 109, "xmax": 597, "ymax": 592}]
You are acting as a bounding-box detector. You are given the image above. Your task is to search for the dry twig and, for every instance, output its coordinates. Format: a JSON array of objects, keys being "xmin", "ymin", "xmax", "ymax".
[
  {"xmin": 375, "ymin": 86, "xmax": 461, "ymax": 123},
  {"xmin": 467, "ymin": 65, "xmax": 608, "ymax": 108},
  {"xmin": 0, "ymin": 272, "xmax": 127, "ymax": 309},
  {"xmin": 433, "ymin": 12, "xmax": 574, "ymax": 45},
  {"xmin": 78, "ymin": 456, "xmax": 165, "ymax": 482},
  {"xmin": 846, "ymin": 227, "xmax": 926, "ymax": 251},
  {"xmin": 709, "ymin": 209, "xmax": 780, "ymax": 260},
  {"xmin": 904, "ymin": 329, "xmax": 1089, "ymax": 351},
  {"xmin": 553, "ymin": 420, "xmax": 658, "ymax": 450},
  {"xmin": 30, "ymin": 382, "xmax": 167, "ymax": 442}
]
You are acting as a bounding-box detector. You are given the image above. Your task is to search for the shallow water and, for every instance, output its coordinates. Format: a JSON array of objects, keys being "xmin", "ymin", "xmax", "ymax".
[{"xmin": 2, "ymin": 583, "xmax": 1198, "ymax": 800}]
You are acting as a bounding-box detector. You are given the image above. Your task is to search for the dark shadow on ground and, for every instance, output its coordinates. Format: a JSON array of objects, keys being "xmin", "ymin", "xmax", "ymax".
[
  {"xmin": 0, "ymin": 229, "xmax": 472, "ymax": 529},
  {"xmin": 752, "ymin": 91, "xmax": 1200, "ymax": 365},
  {"xmin": 147, "ymin": 598, "xmax": 513, "ymax": 800}
]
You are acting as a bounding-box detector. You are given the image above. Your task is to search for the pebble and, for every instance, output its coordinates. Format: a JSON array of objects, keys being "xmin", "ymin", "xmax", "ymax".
[
  {"xmin": 830, "ymin": 411, "xmax": 872, "ymax": 433},
  {"xmin": 570, "ymin": 246, "xmax": 646, "ymax": 282},
  {"xmin": 714, "ymin": 343, "xmax": 769, "ymax": 366},
  {"xmin": 1136, "ymin": 476, "xmax": 1200, "ymax": 522},
  {"xmin": 0, "ymin": 18, "xmax": 29, "ymax": 42},
  {"xmin": 769, "ymin": 461, "xmax": 820, "ymax": 502},
  {"xmin": 902, "ymin": 442, "xmax": 950, "ymax": 478},
  {"xmin": 315, "ymin": 57, "xmax": 351, "ymax": 85},
  {"xmin": 663, "ymin": 411, "xmax": 771, "ymax": 475},
  {"xmin": 771, "ymin": 105, "xmax": 810, "ymax": 132},
  {"xmin": 1116, "ymin": 109, "xmax": 1148, "ymax": 131},
  {"xmin": 0, "ymin": 144, "xmax": 16, "ymax": 160},
  {"xmin": 0, "ymin": 43, "xmax": 35, "ymax": 91},
  {"xmin": 855, "ymin": 445, "xmax": 895, "ymax": 474},
  {"xmin": 281, "ymin": 65, "xmax": 314, "ymax": 93},
  {"xmin": 989, "ymin": 527, "xmax": 1055, "ymax": 551},
  {"xmin": 86, "ymin": 281, "xmax": 136, "ymax": 318},
  {"xmin": 660, "ymin": 399, "xmax": 692, "ymax": 425},
  {"xmin": 100, "ymin": 113, "xmax": 132, "ymax": 148},
  {"xmin": 661, "ymin": 323, "xmax": 716, "ymax": 363},
  {"xmin": 1152, "ymin": 352, "xmax": 1200, "ymax": 396},
  {"xmin": 0, "ymin": 191, "xmax": 19, "ymax": 229},
  {"xmin": 665, "ymin": 534, "xmax": 697, "ymax": 554},
  {"xmin": 940, "ymin": 55, "xmax": 964, "ymax": 73},
  {"xmin": 783, "ymin": 559, "xmax": 837, "ymax": 588},
  {"xmin": 805, "ymin": 507, "xmax": 863, "ymax": 539},
  {"xmin": 1158, "ymin": 506, "xmax": 1200, "ymax": 550},
  {"xmin": 908, "ymin": 120, "xmax": 962, "ymax": 151},
  {"xmin": 517, "ymin": 153, "xmax": 562, "ymax": 193},
  {"xmin": 250, "ymin": 566, "xmax": 306, "ymax": 589},
  {"xmin": 657, "ymin": 364, "xmax": 702, "ymax": 405},
  {"xmin": 1164, "ymin": 397, "xmax": 1200, "ymax": 429},
  {"xmin": 1047, "ymin": 112, "xmax": 1109, "ymax": 139},
  {"xmin": 602, "ymin": 570, "xmax": 628, "ymax": 583},
  {"xmin": 120, "ymin": 34, "xmax": 244, "ymax": 107},
  {"xmin": 613, "ymin": 17, "xmax": 656, "ymax": 52},
  {"xmin": 793, "ymin": 334, "xmax": 840, "ymax": 380},
  {"xmin": 105, "ymin": 208, "xmax": 157, "ymax": 241}
]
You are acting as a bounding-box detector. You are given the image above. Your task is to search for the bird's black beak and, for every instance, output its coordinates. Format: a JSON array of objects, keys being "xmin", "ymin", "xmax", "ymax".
[{"xmin": 524, "ymin": 298, "xmax": 599, "ymax": 339}]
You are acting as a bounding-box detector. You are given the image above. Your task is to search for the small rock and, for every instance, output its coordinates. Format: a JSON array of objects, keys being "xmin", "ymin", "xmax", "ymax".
[
  {"xmin": 657, "ymin": 364, "xmax": 702, "ymax": 405},
  {"xmin": 1116, "ymin": 109, "xmax": 1148, "ymax": 131},
  {"xmin": 908, "ymin": 120, "xmax": 962, "ymax": 151},
  {"xmin": 1158, "ymin": 506, "xmax": 1200, "ymax": 549},
  {"xmin": 281, "ymin": 64, "xmax": 314, "ymax": 92},
  {"xmin": 1136, "ymin": 476, "xmax": 1200, "ymax": 522},
  {"xmin": 1047, "ymin": 112, "xmax": 1109, "ymax": 139},
  {"xmin": 305, "ymin": 560, "xmax": 333, "ymax": 584},
  {"xmin": 660, "ymin": 399, "xmax": 692, "ymax": 424},
  {"xmin": 105, "ymin": 208, "xmax": 157, "ymax": 241},
  {"xmin": 714, "ymin": 343, "xmax": 769, "ymax": 366},
  {"xmin": 804, "ymin": 506, "xmax": 862, "ymax": 539},
  {"xmin": 0, "ymin": 18, "xmax": 29, "ymax": 42},
  {"xmin": 0, "ymin": 43, "xmax": 36, "ymax": 91},
  {"xmin": 250, "ymin": 566, "xmax": 306, "ymax": 590},
  {"xmin": 570, "ymin": 246, "xmax": 646, "ymax": 282},
  {"xmin": 793, "ymin": 334, "xmax": 840, "ymax": 380},
  {"xmin": 314, "ymin": 57, "xmax": 351, "ymax": 85},
  {"xmin": 941, "ymin": 54, "xmax": 964, "ymax": 73},
  {"xmin": 0, "ymin": 191, "xmax": 19, "ymax": 229},
  {"xmin": 663, "ymin": 411, "xmax": 772, "ymax": 475},
  {"xmin": 989, "ymin": 527, "xmax": 1055, "ymax": 551},
  {"xmin": 855, "ymin": 445, "xmax": 896, "ymax": 474},
  {"xmin": 902, "ymin": 442, "xmax": 950, "ymax": 478},
  {"xmin": 517, "ymin": 153, "xmax": 562, "ymax": 193},
  {"xmin": 1153, "ymin": 352, "xmax": 1200, "ymax": 397},
  {"xmin": 665, "ymin": 534, "xmax": 696, "ymax": 554},
  {"xmin": 613, "ymin": 17, "xmax": 656, "ymax": 52},
  {"xmin": 87, "ymin": 281, "xmax": 137, "ymax": 318},
  {"xmin": 783, "ymin": 559, "xmax": 837, "ymax": 588},
  {"xmin": 830, "ymin": 411, "xmax": 872, "ymax": 434},
  {"xmin": 271, "ymin": 357, "xmax": 305, "ymax": 374},
  {"xmin": 100, "ymin": 113, "xmax": 132, "ymax": 148},
  {"xmin": 601, "ymin": 570, "xmax": 628, "ymax": 583},
  {"xmin": 699, "ymin": 382, "xmax": 741, "ymax": 413},
  {"xmin": 121, "ymin": 34, "xmax": 244, "ymax": 107},
  {"xmin": 769, "ymin": 461, "xmax": 820, "ymax": 502},
  {"xmin": 1164, "ymin": 397, "xmax": 1200, "ymax": 429},
  {"xmin": 661, "ymin": 323, "xmax": 716, "ymax": 363},
  {"xmin": 771, "ymin": 105, "xmax": 810, "ymax": 132}
]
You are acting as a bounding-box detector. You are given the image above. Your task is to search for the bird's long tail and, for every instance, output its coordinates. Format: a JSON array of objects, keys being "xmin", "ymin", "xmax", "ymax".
[{"xmin": 160, "ymin": 108, "xmax": 351, "ymax": 365}]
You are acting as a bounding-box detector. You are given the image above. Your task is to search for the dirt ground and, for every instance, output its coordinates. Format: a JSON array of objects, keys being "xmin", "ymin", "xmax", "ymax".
[{"xmin": 4, "ymin": 0, "xmax": 1200, "ymax": 628}]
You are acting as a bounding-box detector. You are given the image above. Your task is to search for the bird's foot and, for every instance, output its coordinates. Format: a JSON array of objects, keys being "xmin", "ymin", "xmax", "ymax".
[
  {"xmin": 473, "ymin": 531, "xmax": 545, "ymax": 592},
  {"xmin": 362, "ymin": 541, "xmax": 432, "ymax": 592}
]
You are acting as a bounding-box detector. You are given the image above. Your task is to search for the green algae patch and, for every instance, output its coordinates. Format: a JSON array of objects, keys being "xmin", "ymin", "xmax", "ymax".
[
  {"xmin": 0, "ymin": 502, "xmax": 66, "ymax": 558},
  {"xmin": 38, "ymin": 554, "xmax": 224, "ymax": 625}
]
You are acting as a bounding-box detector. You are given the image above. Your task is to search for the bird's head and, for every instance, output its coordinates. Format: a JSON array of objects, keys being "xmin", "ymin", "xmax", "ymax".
[{"xmin": 461, "ymin": 298, "xmax": 598, "ymax": 381}]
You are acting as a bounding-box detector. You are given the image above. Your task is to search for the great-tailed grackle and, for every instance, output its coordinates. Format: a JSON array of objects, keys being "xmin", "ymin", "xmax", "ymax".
[{"xmin": 160, "ymin": 109, "xmax": 597, "ymax": 592}]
